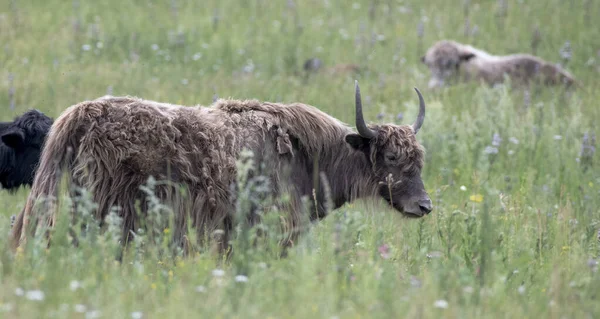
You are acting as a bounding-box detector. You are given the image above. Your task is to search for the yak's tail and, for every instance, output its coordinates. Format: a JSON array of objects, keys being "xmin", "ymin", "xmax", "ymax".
[{"xmin": 9, "ymin": 101, "xmax": 91, "ymax": 250}]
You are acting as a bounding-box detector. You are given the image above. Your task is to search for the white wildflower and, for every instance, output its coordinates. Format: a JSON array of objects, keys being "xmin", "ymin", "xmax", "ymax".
[
  {"xmin": 409, "ymin": 276, "xmax": 421, "ymax": 288},
  {"xmin": 151, "ymin": 44, "xmax": 159, "ymax": 51},
  {"xmin": 509, "ymin": 137, "xmax": 520, "ymax": 144},
  {"xmin": 192, "ymin": 53, "xmax": 202, "ymax": 61},
  {"xmin": 518, "ymin": 285, "xmax": 526, "ymax": 294},
  {"xmin": 70, "ymin": 280, "xmax": 82, "ymax": 291},
  {"xmin": 86, "ymin": 310, "xmax": 102, "ymax": 319},
  {"xmin": 434, "ymin": 299, "xmax": 448, "ymax": 309},
  {"xmin": 82, "ymin": 44, "xmax": 91, "ymax": 51},
  {"xmin": 338, "ymin": 28, "xmax": 349, "ymax": 40},
  {"xmin": 427, "ymin": 251, "xmax": 443, "ymax": 259},
  {"xmin": 131, "ymin": 311, "xmax": 143, "ymax": 319},
  {"xmin": 15, "ymin": 288, "xmax": 24, "ymax": 296},
  {"xmin": 235, "ymin": 275, "xmax": 249, "ymax": 283},
  {"xmin": 243, "ymin": 60, "xmax": 255, "ymax": 73},
  {"xmin": 195, "ymin": 285, "xmax": 206, "ymax": 293},
  {"xmin": 74, "ymin": 304, "xmax": 87, "ymax": 313},
  {"xmin": 212, "ymin": 269, "xmax": 225, "ymax": 277},
  {"xmin": 553, "ymin": 135, "xmax": 563, "ymax": 140},
  {"xmin": 460, "ymin": 185, "xmax": 467, "ymax": 191},
  {"xmin": 398, "ymin": 6, "xmax": 409, "ymax": 13},
  {"xmin": 0, "ymin": 303, "xmax": 13, "ymax": 312},
  {"xmin": 25, "ymin": 290, "xmax": 45, "ymax": 301}
]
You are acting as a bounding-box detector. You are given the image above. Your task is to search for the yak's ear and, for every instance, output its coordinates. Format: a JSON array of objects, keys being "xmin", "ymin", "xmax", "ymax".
[
  {"xmin": 459, "ymin": 52, "xmax": 476, "ymax": 62},
  {"xmin": 1, "ymin": 129, "xmax": 25, "ymax": 149},
  {"xmin": 345, "ymin": 134, "xmax": 371, "ymax": 152}
]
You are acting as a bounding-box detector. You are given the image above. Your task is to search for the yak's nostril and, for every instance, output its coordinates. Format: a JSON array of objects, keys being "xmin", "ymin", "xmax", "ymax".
[{"xmin": 418, "ymin": 199, "xmax": 433, "ymax": 214}]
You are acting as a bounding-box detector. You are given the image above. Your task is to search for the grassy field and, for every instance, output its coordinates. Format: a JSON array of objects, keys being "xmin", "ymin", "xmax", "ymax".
[{"xmin": 1, "ymin": 0, "xmax": 599, "ymax": 318}]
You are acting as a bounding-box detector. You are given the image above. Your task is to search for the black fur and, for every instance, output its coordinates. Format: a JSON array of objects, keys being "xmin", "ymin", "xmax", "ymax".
[{"xmin": 0, "ymin": 110, "xmax": 53, "ymax": 191}]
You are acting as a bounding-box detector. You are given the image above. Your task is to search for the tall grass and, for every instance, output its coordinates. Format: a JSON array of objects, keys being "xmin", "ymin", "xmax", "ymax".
[{"xmin": 1, "ymin": 0, "xmax": 599, "ymax": 318}]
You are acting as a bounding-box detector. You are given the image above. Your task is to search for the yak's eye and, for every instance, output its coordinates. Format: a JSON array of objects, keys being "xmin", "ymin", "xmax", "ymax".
[{"xmin": 385, "ymin": 153, "xmax": 398, "ymax": 162}]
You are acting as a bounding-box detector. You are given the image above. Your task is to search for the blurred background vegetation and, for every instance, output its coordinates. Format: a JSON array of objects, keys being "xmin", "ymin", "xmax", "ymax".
[{"xmin": 0, "ymin": 0, "xmax": 599, "ymax": 318}]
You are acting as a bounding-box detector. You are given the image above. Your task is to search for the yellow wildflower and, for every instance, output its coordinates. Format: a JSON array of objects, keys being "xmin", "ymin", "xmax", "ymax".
[{"xmin": 469, "ymin": 194, "xmax": 483, "ymax": 203}]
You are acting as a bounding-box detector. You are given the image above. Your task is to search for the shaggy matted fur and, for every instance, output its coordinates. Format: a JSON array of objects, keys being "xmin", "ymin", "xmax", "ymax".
[
  {"xmin": 10, "ymin": 87, "xmax": 431, "ymax": 251},
  {"xmin": 422, "ymin": 40, "xmax": 578, "ymax": 89}
]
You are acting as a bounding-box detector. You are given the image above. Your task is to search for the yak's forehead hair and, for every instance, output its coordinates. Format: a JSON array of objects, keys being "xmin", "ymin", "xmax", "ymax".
[{"xmin": 372, "ymin": 124, "xmax": 425, "ymax": 172}]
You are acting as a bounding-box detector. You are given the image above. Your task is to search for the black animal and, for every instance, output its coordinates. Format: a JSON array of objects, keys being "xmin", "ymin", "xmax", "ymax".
[{"xmin": 0, "ymin": 110, "xmax": 53, "ymax": 191}]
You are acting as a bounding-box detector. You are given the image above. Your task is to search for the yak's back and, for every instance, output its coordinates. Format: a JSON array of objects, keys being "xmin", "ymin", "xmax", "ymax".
[
  {"xmin": 212, "ymin": 99, "xmax": 350, "ymax": 156},
  {"xmin": 52, "ymin": 96, "xmax": 239, "ymax": 186}
]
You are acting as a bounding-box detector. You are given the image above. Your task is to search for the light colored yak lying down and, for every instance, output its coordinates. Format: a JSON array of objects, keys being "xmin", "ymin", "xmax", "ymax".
[
  {"xmin": 422, "ymin": 40, "xmax": 577, "ymax": 89},
  {"xmin": 10, "ymin": 82, "xmax": 432, "ymax": 251}
]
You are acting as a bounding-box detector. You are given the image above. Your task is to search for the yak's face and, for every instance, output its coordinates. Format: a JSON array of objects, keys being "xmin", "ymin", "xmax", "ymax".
[
  {"xmin": 0, "ymin": 110, "xmax": 53, "ymax": 190},
  {"xmin": 421, "ymin": 41, "xmax": 475, "ymax": 89},
  {"xmin": 346, "ymin": 83, "xmax": 432, "ymax": 218},
  {"xmin": 346, "ymin": 125, "xmax": 431, "ymax": 217}
]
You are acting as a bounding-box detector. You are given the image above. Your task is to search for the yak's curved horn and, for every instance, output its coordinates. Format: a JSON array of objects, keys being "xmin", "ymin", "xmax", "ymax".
[
  {"xmin": 412, "ymin": 87, "xmax": 426, "ymax": 134},
  {"xmin": 354, "ymin": 80, "xmax": 377, "ymax": 139}
]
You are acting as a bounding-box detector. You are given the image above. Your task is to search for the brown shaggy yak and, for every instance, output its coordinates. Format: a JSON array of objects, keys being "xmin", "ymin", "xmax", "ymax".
[
  {"xmin": 10, "ymin": 82, "xmax": 432, "ymax": 251},
  {"xmin": 421, "ymin": 40, "xmax": 578, "ymax": 89}
]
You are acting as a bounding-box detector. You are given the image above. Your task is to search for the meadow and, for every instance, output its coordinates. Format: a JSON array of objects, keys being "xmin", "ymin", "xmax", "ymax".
[{"xmin": 1, "ymin": 0, "xmax": 599, "ymax": 318}]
